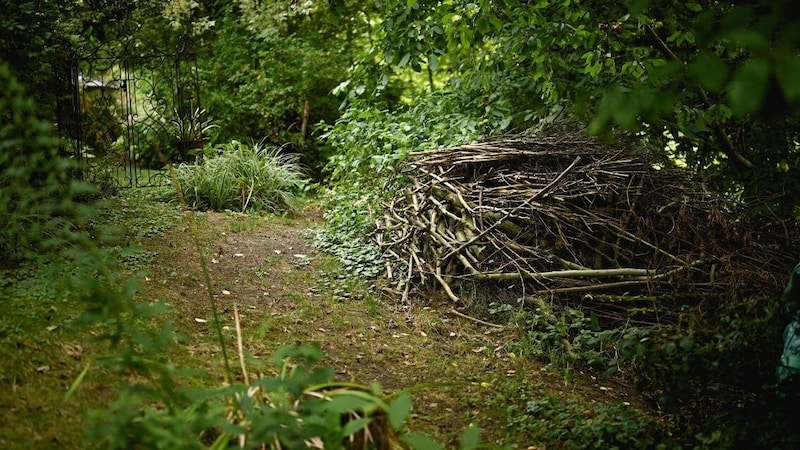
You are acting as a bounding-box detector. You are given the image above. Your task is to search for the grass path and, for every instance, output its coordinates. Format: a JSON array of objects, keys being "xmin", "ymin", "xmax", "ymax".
[{"xmin": 0, "ymin": 196, "xmax": 657, "ymax": 448}]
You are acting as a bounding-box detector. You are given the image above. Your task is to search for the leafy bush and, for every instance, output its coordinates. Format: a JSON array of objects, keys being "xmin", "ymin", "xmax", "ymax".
[
  {"xmin": 500, "ymin": 294, "xmax": 796, "ymax": 447},
  {"xmin": 87, "ymin": 345, "xmax": 420, "ymax": 450},
  {"xmin": 0, "ymin": 60, "xmax": 95, "ymax": 260},
  {"xmin": 317, "ymin": 91, "xmax": 485, "ymax": 277},
  {"xmin": 174, "ymin": 140, "xmax": 307, "ymax": 214}
]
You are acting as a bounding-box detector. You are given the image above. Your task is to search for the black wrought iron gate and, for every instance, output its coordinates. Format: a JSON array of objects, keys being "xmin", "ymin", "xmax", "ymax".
[{"xmin": 57, "ymin": 35, "xmax": 202, "ymax": 188}]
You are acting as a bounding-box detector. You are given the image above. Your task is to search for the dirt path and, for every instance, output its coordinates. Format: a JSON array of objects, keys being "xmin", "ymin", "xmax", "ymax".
[{"xmin": 141, "ymin": 209, "xmax": 641, "ymax": 446}]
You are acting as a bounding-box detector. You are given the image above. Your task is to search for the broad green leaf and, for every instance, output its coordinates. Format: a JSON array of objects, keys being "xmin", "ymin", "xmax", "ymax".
[
  {"xmin": 399, "ymin": 53, "xmax": 411, "ymax": 68},
  {"xmin": 342, "ymin": 417, "xmax": 372, "ymax": 437},
  {"xmin": 728, "ymin": 58, "xmax": 770, "ymax": 116},
  {"xmin": 402, "ymin": 432, "xmax": 444, "ymax": 450},
  {"xmin": 686, "ymin": 2, "xmax": 702, "ymax": 12},
  {"xmin": 388, "ymin": 392, "xmax": 412, "ymax": 430},
  {"xmin": 476, "ymin": 17, "xmax": 489, "ymax": 34},
  {"xmin": 625, "ymin": 0, "xmax": 651, "ymax": 15},
  {"xmin": 460, "ymin": 29, "xmax": 472, "ymax": 49},
  {"xmin": 429, "ymin": 54, "xmax": 439, "ymax": 71},
  {"xmin": 407, "ymin": 0, "xmax": 418, "ymax": 9},
  {"xmin": 459, "ymin": 425, "xmax": 481, "ymax": 450},
  {"xmin": 325, "ymin": 393, "xmax": 371, "ymax": 413},
  {"xmin": 775, "ymin": 55, "xmax": 800, "ymax": 103},
  {"xmin": 688, "ymin": 53, "xmax": 729, "ymax": 93}
]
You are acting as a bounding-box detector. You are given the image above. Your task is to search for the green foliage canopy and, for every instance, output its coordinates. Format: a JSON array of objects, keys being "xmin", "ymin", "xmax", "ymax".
[{"xmin": 337, "ymin": 0, "xmax": 800, "ymax": 211}]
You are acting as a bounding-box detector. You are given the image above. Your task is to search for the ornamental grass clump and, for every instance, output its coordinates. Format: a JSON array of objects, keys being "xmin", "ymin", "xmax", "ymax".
[{"xmin": 175, "ymin": 140, "xmax": 307, "ymax": 214}]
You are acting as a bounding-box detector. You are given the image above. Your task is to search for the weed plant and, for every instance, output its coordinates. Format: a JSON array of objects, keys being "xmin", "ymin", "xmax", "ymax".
[
  {"xmin": 174, "ymin": 140, "xmax": 307, "ymax": 214},
  {"xmin": 509, "ymin": 396, "xmax": 665, "ymax": 450},
  {"xmin": 0, "ymin": 62, "xmax": 96, "ymax": 261},
  {"xmin": 490, "ymin": 294, "xmax": 797, "ymax": 448}
]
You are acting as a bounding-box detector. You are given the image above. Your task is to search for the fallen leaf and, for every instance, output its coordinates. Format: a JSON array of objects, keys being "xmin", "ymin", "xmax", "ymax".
[
  {"xmin": 274, "ymin": 250, "xmax": 281, "ymax": 254},
  {"xmin": 293, "ymin": 254, "xmax": 307, "ymax": 258},
  {"xmin": 211, "ymin": 259, "xmax": 219, "ymax": 264},
  {"xmin": 195, "ymin": 318, "xmax": 208, "ymax": 323},
  {"xmin": 221, "ymin": 290, "xmax": 231, "ymax": 295},
  {"xmin": 63, "ymin": 344, "xmax": 83, "ymax": 358},
  {"xmin": 36, "ymin": 366, "xmax": 49, "ymax": 373},
  {"xmin": 46, "ymin": 325, "xmax": 58, "ymax": 332},
  {"xmin": 234, "ymin": 253, "xmax": 244, "ymax": 257}
]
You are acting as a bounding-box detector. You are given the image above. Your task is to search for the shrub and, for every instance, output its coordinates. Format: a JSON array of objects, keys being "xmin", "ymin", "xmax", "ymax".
[
  {"xmin": 174, "ymin": 140, "xmax": 307, "ymax": 214},
  {"xmin": 87, "ymin": 345, "xmax": 416, "ymax": 450},
  {"xmin": 0, "ymin": 60, "xmax": 95, "ymax": 260},
  {"xmin": 316, "ymin": 91, "xmax": 484, "ymax": 277}
]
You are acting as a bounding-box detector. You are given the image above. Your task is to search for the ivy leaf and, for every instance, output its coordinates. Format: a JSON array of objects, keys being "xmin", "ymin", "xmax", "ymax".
[
  {"xmin": 728, "ymin": 58, "xmax": 770, "ymax": 116},
  {"xmin": 686, "ymin": 2, "xmax": 702, "ymax": 12}
]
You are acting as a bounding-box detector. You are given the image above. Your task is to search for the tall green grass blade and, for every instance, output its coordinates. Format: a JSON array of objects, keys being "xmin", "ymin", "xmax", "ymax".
[{"xmin": 62, "ymin": 359, "xmax": 92, "ymax": 405}]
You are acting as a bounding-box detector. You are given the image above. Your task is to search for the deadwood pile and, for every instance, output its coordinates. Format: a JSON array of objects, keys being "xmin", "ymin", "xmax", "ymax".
[{"xmin": 375, "ymin": 134, "xmax": 795, "ymax": 325}]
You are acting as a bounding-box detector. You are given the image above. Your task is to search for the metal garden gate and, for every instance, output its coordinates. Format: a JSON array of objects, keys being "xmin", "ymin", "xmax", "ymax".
[{"xmin": 56, "ymin": 35, "xmax": 202, "ymax": 188}]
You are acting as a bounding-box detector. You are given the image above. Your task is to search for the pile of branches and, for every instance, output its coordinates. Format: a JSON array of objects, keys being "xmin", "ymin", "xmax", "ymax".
[{"xmin": 375, "ymin": 134, "xmax": 793, "ymax": 324}]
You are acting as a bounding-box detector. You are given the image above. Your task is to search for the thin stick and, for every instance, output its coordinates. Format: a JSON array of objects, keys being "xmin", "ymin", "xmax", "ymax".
[
  {"xmin": 447, "ymin": 309, "xmax": 505, "ymax": 329},
  {"xmin": 433, "ymin": 271, "xmax": 460, "ymax": 302},
  {"xmin": 442, "ymin": 156, "xmax": 582, "ymax": 260},
  {"xmin": 233, "ymin": 304, "xmax": 249, "ymax": 383}
]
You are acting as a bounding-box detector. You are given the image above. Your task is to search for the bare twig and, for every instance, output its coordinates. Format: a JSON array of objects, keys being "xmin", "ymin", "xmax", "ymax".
[{"xmin": 447, "ymin": 309, "xmax": 505, "ymax": 329}]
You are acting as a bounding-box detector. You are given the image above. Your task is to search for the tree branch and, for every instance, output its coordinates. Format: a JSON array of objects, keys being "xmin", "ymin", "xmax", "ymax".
[{"xmin": 645, "ymin": 25, "xmax": 755, "ymax": 171}]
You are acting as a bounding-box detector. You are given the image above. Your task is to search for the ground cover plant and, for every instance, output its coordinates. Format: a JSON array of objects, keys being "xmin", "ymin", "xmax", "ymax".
[{"xmin": 174, "ymin": 139, "xmax": 307, "ymax": 214}]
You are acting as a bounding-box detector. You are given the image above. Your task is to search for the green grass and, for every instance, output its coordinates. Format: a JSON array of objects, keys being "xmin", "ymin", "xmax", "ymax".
[{"xmin": 173, "ymin": 140, "xmax": 307, "ymax": 214}]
